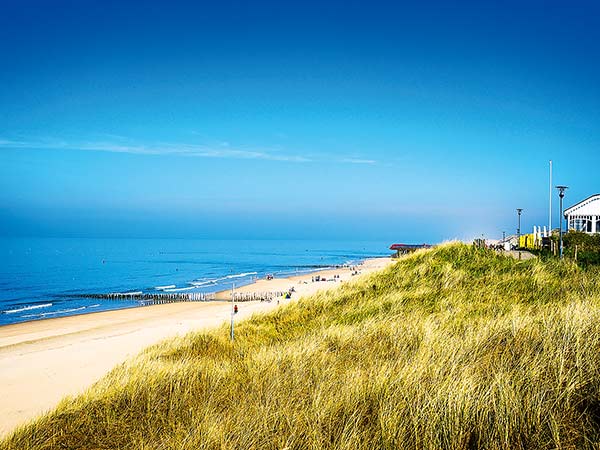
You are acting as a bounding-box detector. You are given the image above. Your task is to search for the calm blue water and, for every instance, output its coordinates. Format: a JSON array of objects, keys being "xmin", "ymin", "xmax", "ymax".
[{"xmin": 0, "ymin": 238, "xmax": 390, "ymax": 326}]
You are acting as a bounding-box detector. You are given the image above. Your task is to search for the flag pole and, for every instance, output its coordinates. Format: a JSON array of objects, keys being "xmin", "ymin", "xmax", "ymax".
[{"xmin": 549, "ymin": 160, "xmax": 552, "ymax": 235}]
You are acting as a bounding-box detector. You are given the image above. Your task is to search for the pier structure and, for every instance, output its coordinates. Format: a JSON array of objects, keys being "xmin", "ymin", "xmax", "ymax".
[
  {"xmin": 71, "ymin": 289, "xmax": 291, "ymax": 304},
  {"xmin": 73, "ymin": 291, "xmax": 216, "ymax": 304},
  {"xmin": 231, "ymin": 290, "xmax": 289, "ymax": 302},
  {"xmin": 389, "ymin": 243, "xmax": 432, "ymax": 257}
]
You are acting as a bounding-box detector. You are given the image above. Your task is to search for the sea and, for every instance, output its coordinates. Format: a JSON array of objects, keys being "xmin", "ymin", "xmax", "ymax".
[{"xmin": 0, "ymin": 238, "xmax": 390, "ymax": 326}]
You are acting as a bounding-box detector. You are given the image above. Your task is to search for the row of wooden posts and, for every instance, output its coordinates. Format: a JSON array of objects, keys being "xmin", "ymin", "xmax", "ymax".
[
  {"xmin": 73, "ymin": 290, "xmax": 290, "ymax": 304},
  {"xmin": 76, "ymin": 292, "xmax": 216, "ymax": 302},
  {"xmin": 231, "ymin": 291, "xmax": 290, "ymax": 302}
]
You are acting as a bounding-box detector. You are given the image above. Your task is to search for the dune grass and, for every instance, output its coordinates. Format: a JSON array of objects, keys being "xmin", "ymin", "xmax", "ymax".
[{"xmin": 3, "ymin": 243, "xmax": 600, "ymax": 449}]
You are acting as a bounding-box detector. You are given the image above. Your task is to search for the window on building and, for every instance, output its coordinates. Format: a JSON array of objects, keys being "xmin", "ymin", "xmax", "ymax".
[{"xmin": 572, "ymin": 216, "xmax": 592, "ymax": 232}]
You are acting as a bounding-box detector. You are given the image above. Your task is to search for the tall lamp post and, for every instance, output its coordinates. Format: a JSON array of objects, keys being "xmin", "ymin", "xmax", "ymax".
[
  {"xmin": 556, "ymin": 186, "xmax": 568, "ymax": 259},
  {"xmin": 516, "ymin": 208, "xmax": 523, "ymax": 249}
]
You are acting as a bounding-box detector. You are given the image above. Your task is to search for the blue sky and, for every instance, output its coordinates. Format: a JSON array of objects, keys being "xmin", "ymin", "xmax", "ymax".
[{"xmin": 1, "ymin": 0, "xmax": 599, "ymax": 241}]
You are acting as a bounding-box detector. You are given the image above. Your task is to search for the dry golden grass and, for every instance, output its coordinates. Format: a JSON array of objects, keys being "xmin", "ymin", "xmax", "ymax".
[{"xmin": 3, "ymin": 243, "xmax": 600, "ymax": 449}]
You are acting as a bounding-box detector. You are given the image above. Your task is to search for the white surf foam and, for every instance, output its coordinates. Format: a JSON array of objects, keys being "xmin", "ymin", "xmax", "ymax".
[
  {"xmin": 189, "ymin": 280, "xmax": 215, "ymax": 287},
  {"xmin": 224, "ymin": 271, "xmax": 258, "ymax": 279},
  {"xmin": 21, "ymin": 306, "xmax": 87, "ymax": 318},
  {"xmin": 3, "ymin": 303, "xmax": 53, "ymax": 314},
  {"xmin": 163, "ymin": 286, "xmax": 195, "ymax": 292},
  {"xmin": 155, "ymin": 284, "xmax": 176, "ymax": 290},
  {"xmin": 190, "ymin": 272, "xmax": 258, "ymax": 286}
]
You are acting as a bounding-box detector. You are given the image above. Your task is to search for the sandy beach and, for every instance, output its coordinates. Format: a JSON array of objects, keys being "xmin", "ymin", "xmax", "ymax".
[{"xmin": 0, "ymin": 256, "xmax": 392, "ymax": 437}]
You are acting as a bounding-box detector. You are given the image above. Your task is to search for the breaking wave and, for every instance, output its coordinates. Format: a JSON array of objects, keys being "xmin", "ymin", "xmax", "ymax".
[
  {"xmin": 20, "ymin": 303, "xmax": 100, "ymax": 319},
  {"xmin": 190, "ymin": 272, "xmax": 258, "ymax": 286},
  {"xmin": 2, "ymin": 303, "xmax": 53, "ymax": 314}
]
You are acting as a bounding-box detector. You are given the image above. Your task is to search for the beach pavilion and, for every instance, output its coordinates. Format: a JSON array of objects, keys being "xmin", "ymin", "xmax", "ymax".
[{"xmin": 564, "ymin": 194, "xmax": 600, "ymax": 234}]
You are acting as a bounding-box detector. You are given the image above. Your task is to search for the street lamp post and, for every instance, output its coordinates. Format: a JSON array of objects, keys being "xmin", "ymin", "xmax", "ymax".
[
  {"xmin": 516, "ymin": 209, "xmax": 523, "ymax": 249},
  {"xmin": 556, "ymin": 186, "xmax": 568, "ymax": 259}
]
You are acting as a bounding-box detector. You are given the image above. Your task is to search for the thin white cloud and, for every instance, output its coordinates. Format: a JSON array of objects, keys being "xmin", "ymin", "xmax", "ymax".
[
  {"xmin": 0, "ymin": 139, "xmax": 33, "ymax": 148},
  {"xmin": 0, "ymin": 138, "xmax": 312, "ymax": 162},
  {"xmin": 0, "ymin": 137, "xmax": 374, "ymax": 165},
  {"xmin": 340, "ymin": 158, "xmax": 377, "ymax": 165}
]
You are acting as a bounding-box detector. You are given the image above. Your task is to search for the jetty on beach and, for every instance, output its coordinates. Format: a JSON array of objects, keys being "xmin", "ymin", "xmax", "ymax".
[
  {"xmin": 72, "ymin": 290, "xmax": 291, "ymax": 304},
  {"xmin": 389, "ymin": 243, "xmax": 432, "ymax": 257},
  {"xmin": 72, "ymin": 291, "xmax": 217, "ymax": 305},
  {"xmin": 231, "ymin": 290, "xmax": 291, "ymax": 302}
]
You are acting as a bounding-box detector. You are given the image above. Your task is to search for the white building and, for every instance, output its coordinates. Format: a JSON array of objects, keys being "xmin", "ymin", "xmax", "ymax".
[{"xmin": 564, "ymin": 194, "xmax": 600, "ymax": 234}]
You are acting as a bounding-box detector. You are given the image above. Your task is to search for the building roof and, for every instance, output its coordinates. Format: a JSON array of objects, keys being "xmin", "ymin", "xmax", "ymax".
[{"xmin": 563, "ymin": 194, "xmax": 600, "ymax": 217}]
